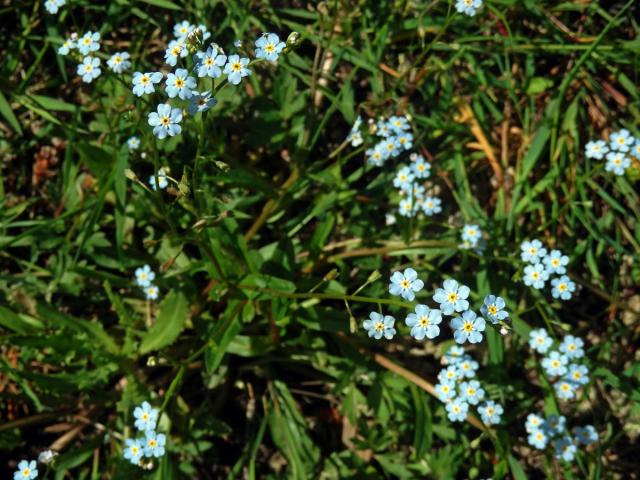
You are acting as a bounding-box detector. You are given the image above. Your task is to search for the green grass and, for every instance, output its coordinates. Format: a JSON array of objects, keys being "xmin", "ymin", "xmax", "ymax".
[{"xmin": 1, "ymin": 0, "xmax": 639, "ymax": 478}]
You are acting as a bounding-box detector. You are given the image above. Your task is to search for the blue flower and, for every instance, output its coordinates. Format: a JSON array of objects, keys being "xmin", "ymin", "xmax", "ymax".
[
  {"xmin": 380, "ymin": 137, "xmax": 401, "ymax": 158},
  {"xmin": 551, "ymin": 275, "xmax": 575, "ymax": 300},
  {"xmin": 132, "ymin": 71, "xmax": 163, "ymax": 97},
  {"xmin": 165, "ymin": 39, "xmax": 188, "ymax": 66},
  {"xmin": 165, "ymin": 68, "xmax": 196, "ymax": 99},
  {"xmin": 398, "ymin": 198, "xmax": 418, "ymax": 217},
  {"xmin": 435, "ymin": 380, "xmax": 456, "ymax": 402},
  {"xmin": 421, "ymin": 196, "xmax": 442, "ymax": 216},
  {"xmin": 393, "ymin": 166, "xmax": 414, "ymax": 190},
  {"xmin": 405, "ymin": 305, "xmax": 442, "ymax": 340},
  {"xmin": 45, "ymin": 0, "xmax": 65, "ymax": 14},
  {"xmin": 346, "ymin": 116, "xmax": 363, "ymax": 147},
  {"xmin": 58, "ymin": 36, "xmax": 75, "ymax": 55},
  {"xmin": 480, "ymin": 295, "xmax": 508, "ymax": 324},
  {"xmin": 543, "ymin": 249, "xmax": 569, "ymax": 275},
  {"xmin": 134, "ymin": 401, "xmax": 158, "ymax": 431},
  {"xmin": 525, "ymin": 413, "xmax": 544, "ymax": 433},
  {"xmin": 541, "ymin": 351, "xmax": 568, "ymax": 377},
  {"xmin": 389, "ymin": 268, "xmax": 424, "ymax": 301},
  {"xmin": 77, "ymin": 31, "xmax": 100, "ymax": 55},
  {"xmin": 559, "ymin": 335, "xmax": 584, "ymax": 360},
  {"xmin": 609, "ymin": 128, "xmax": 633, "ymax": 152},
  {"xmin": 127, "ymin": 136, "xmax": 140, "ymax": 150},
  {"xmin": 555, "ymin": 380, "xmax": 577, "ymax": 400},
  {"xmin": 529, "ymin": 328, "xmax": 553, "ymax": 354},
  {"xmin": 585, "ymin": 140, "xmax": 608, "ymax": 159},
  {"xmin": 77, "ymin": 56, "xmax": 101, "ymax": 83},
  {"xmin": 223, "ymin": 55, "xmax": 251, "ymax": 85},
  {"xmin": 543, "ymin": 415, "xmax": 567, "ymax": 436},
  {"xmin": 148, "ymin": 104, "xmax": 182, "ymax": 139},
  {"xmin": 605, "ymin": 151, "xmax": 630, "ymax": 175},
  {"xmin": 461, "ymin": 224, "xmax": 482, "ymax": 247},
  {"xmin": 437, "ymin": 365, "xmax": 460, "ymax": 383},
  {"xmin": 459, "ymin": 379, "xmax": 484, "ymax": 405},
  {"xmin": 188, "ymin": 91, "xmax": 217, "ymax": 115},
  {"xmin": 362, "ymin": 312, "xmax": 396, "ymax": 340},
  {"xmin": 107, "ymin": 52, "xmax": 131, "ymax": 73},
  {"xmin": 456, "ymin": 355, "xmax": 479, "ymax": 378},
  {"xmin": 451, "ymin": 310, "xmax": 485, "ymax": 344},
  {"xmin": 631, "ymin": 139, "xmax": 640, "ymax": 160},
  {"xmin": 528, "ymin": 429, "xmax": 549, "ymax": 450},
  {"xmin": 366, "ymin": 145, "xmax": 386, "ymax": 166},
  {"xmin": 432, "ymin": 279, "xmax": 470, "ymax": 315},
  {"xmin": 410, "ymin": 154, "xmax": 431, "ymax": 178},
  {"xmin": 145, "ymin": 285, "xmax": 159, "ymax": 300},
  {"xmin": 375, "ymin": 119, "xmax": 393, "ymax": 137},
  {"xmin": 255, "ymin": 33, "xmax": 286, "ymax": 62},
  {"xmin": 565, "ymin": 364, "xmax": 589, "ymax": 385},
  {"xmin": 144, "ymin": 431, "xmax": 166, "ymax": 458},
  {"xmin": 443, "ymin": 345, "xmax": 465, "ymax": 365},
  {"xmin": 520, "ymin": 239, "xmax": 547, "ymax": 263},
  {"xmin": 173, "ymin": 20, "xmax": 195, "ymax": 39},
  {"xmin": 446, "ymin": 399, "xmax": 469, "ymax": 422},
  {"xmin": 554, "ymin": 436, "xmax": 577, "ymax": 462},
  {"xmin": 13, "ymin": 460, "xmax": 37, "ymax": 480},
  {"xmin": 574, "ymin": 425, "xmax": 598, "ymax": 446},
  {"xmin": 455, "ymin": 0, "xmax": 483, "ymax": 16},
  {"xmin": 150, "ymin": 168, "xmax": 169, "ymax": 190},
  {"xmin": 135, "ymin": 265, "xmax": 155, "ymax": 287},
  {"xmin": 478, "ymin": 400, "xmax": 503, "ymax": 425},
  {"xmin": 195, "ymin": 46, "xmax": 227, "ymax": 78},
  {"xmin": 123, "ymin": 438, "xmax": 144, "ymax": 465},
  {"xmin": 396, "ymin": 132, "xmax": 413, "ymax": 151},
  {"xmin": 523, "ymin": 263, "xmax": 549, "ymax": 289},
  {"xmin": 388, "ymin": 115, "xmax": 410, "ymax": 134}
]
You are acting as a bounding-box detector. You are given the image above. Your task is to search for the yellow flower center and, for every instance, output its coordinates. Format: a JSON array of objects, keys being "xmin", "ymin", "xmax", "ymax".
[
  {"xmin": 399, "ymin": 137, "xmax": 407, "ymax": 144},
  {"xmin": 84, "ymin": 65, "xmax": 93, "ymax": 72},
  {"xmin": 23, "ymin": 469, "xmax": 31, "ymax": 476},
  {"xmin": 467, "ymin": 388, "xmax": 476, "ymax": 396},
  {"xmin": 463, "ymin": 322, "xmax": 473, "ymax": 333},
  {"xmin": 442, "ymin": 385, "xmax": 450, "ymax": 393},
  {"xmin": 447, "ymin": 292, "xmax": 457, "ymax": 302},
  {"xmin": 558, "ymin": 283, "xmax": 567, "ymax": 291},
  {"xmin": 399, "ymin": 174, "xmax": 406, "ymax": 181},
  {"xmin": 417, "ymin": 164, "xmax": 425, "ymax": 171},
  {"xmin": 84, "ymin": 38, "xmax": 91, "ymax": 45},
  {"xmin": 160, "ymin": 116, "xmax": 170, "ymax": 126},
  {"xmin": 418, "ymin": 316, "xmax": 429, "ymax": 327},
  {"xmin": 532, "ymin": 272, "xmax": 540, "ymax": 280},
  {"xmin": 172, "ymin": 46, "xmax": 181, "ymax": 56},
  {"xmin": 488, "ymin": 305, "xmax": 498, "ymax": 315},
  {"xmin": 400, "ymin": 279, "xmax": 410, "ymax": 289},
  {"xmin": 148, "ymin": 439, "xmax": 157, "ymax": 447},
  {"xmin": 561, "ymin": 384, "xmax": 570, "ymax": 391},
  {"xmin": 142, "ymin": 412, "xmax": 149, "ymax": 420},
  {"xmin": 467, "ymin": 229, "xmax": 476, "ymax": 237},
  {"xmin": 573, "ymin": 372, "xmax": 581, "ymax": 379},
  {"xmin": 265, "ymin": 43, "xmax": 275, "ymax": 53},
  {"xmin": 175, "ymin": 78, "xmax": 185, "ymax": 87},
  {"xmin": 486, "ymin": 407, "xmax": 494, "ymax": 415},
  {"xmin": 232, "ymin": 62, "xmax": 242, "ymax": 72},
  {"xmin": 529, "ymin": 247, "xmax": 537, "ymax": 255},
  {"xmin": 131, "ymin": 446, "xmax": 139, "ymax": 454},
  {"xmin": 568, "ymin": 344, "xmax": 576, "ymax": 351},
  {"xmin": 427, "ymin": 201, "xmax": 434, "ymax": 208},
  {"xmin": 618, "ymin": 137, "xmax": 625, "ymax": 144},
  {"xmin": 453, "ymin": 405, "xmax": 460, "ymax": 413},
  {"xmin": 114, "ymin": 56, "xmax": 122, "ymax": 63},
  {"xmin": 374, "ymin": 322, "xmax": 384, "ymax": 332},
  {"xmin": 206, "ymin": 58, "xmax": 214, "ymax": 66},
  {"xmin": 141, "ymin": 76, "xmax": 150, "ymax": 85},
  {"xmin": 551, "ymin": 360, "xmax": 559, "ymax": 368}
]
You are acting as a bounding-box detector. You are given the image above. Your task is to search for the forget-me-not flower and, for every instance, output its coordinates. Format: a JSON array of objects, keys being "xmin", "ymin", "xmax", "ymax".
[
  {"xmin": 13, "ymin": 460, "xmax": 37, "ymax": 480},
  {"xmin": 605, "ymin": 151, "xmax": 630, "ymax": 175},
  {"xmin": 173, "ymin": 20, "xmax": 195, "ymax": 39},
  {"xmin": 389, "ymin": 268, "xmax": 424, "ymax": 301},
  {"xmin": 525, "ymin": 413, "xmax": 544, "ymax": 433},
  {"xmin": 609, "ymin": 128, "xmax": 633, "ymax": 152},
  {"xmin": 134, "ymin": 401, "xmax": 158, "ymax": 431},
  {"xmin": 565, "ymin": 364, "xmax": 589, "ymax": 385},
  {"xmin": 123, "ymin": 438, "xmax": 144, "ymax": 465},
  {"xmin": 542, "ymin": 351, "xmax": 569, "ymax": 377},
  {"xmin": 144, "ymin": 430, "xmax": 166, "ymax": 457},
  {"xmin": 461, "ymin": 224, "xmax": 482, "ymax": 247},
  {"xmin": 528, "ymin": 429, "xmax": 549, "ymax": 450},
  {"xmin": 451, "ymin": 310, "xmax": 485, "ymax": 344},
  {"xmin": 410, "ymin": 154, "xmax": 431, "ymax": 178},
  {"xmin": 478, "ymin": 400, "xmax": 503, "ymax": 425},
  {"xmin": 77, "ymin": 56, "xmax": 101, "ymax": 83},
  {"xmin": 529, "ymin": 328, "xmax": 553, "ymax": 354},
  {"xmin": 397, "ymin": 133, "xmax": 413, "ymax": 151},
  {"xmin": 433, "ymin": 279, "xmax": 470, "ymax": 315},
  {"xmin": 443, "ymin": 345, "xmax": 465, "ymax": 365},
  {"xmin": 148, "ymin": 103, "xmax": 182, "ymax": 139},
  {"xmin": 551, "ymin": 275, "xmax": 575, "ymax": 300},
  {"xmin": 132, "ymin": 71, "xmax": 163, "ymax": 97},
  {"xmin": 422, "ymin": 196, "xmax": 442, "ymax": 216},
  {"xmin": 554, "ymin": 436, "xmax": 577, "ymax": 462},
  {"xmin": 107, "ymin": 52, "xmax": 131, "ymax": 73},
  {"xmin": 145, "ymin": 285, "xmax": 159, "ymax": 300},
  {"xmin": 362, "ymin": 312, "xmax": 396, "ymax": 340},
  {"xmin": 127, "ymin": 136, "xmax": 140, "ymax": 150},
  {"xmin": 195, "ymin": 46, "xmax": 227, "ymax": 78},
  {"xmin": 446, "ymin": 399, "xmax": 469, "ymax": 422},
  {"xmin": 574, "ymin": 425, "xmax": 598, "ymax": 446},
  {"xmin": 255, "ymin": 33, "xmax": 286, "ymax": 62},
  {"xmin": 45, "ymin": 0, "xmax": 65, "ymax": 14},
  {"xmin": 437, "ymin": 365, "xmax": 460, "ymax": 383},
  {"xmin": 393, "ymin": 167, "xmax": 414, "ymax": 190},
  {"xmin": 520, "ymin": 239, "xmax": 547, "ymax": 263},
  {"xmin": 559, "ymin": 335, "xmax": 584, "ymax": 359},
  {"xmin": 388, "ymin": 115, "xmax": 410, "ymax": 133},
  {"xmin": 58, "ymin": 36, "xmax": 75, "ymax": 55},
  {"xmin": 457, "ymin": 356, "xmax": 479, "ymax": 378},
  {"xmin": 435, "ymin": 380, "xmax": 456, "ymax": 402},
  {"xmin": 366, "ymin": 145, "xmax": 385, "ymax": 166},
  {"xmin": 523, "ymin": 263, "xmax": 549, "ymax": 289},
  {"xmin": 165, "ymin": 39, "xmax": 188, "ymax": 66},
  {"xmin": 405, "ymin": 305, "xmax": 442, "ymax": 340},
  {"xmin": 555, "ymin": 380, "xmax": 577, "ymax": 400},
  {"xmin": 455, "ymin": 0, "xmax": 483, "ymax": 16},
  {"xmin": 165, "ymin": 68, "xmax": 196, "ymax": 99},
  {"xmin": 585, "ymin": 140, "xmax": 608, "ymax": 160},
  {"xmin": 480, "ymin": 295, "xmax": 508, "ymax": 324},
  {"xmin": 398, "ymin": 198, "xmax": 418, "ymax": 217},
  {"xmin": 346, "ymin": 116, "xmax": 363, "ymax": 147},
  {"xmin": 543, "ymin": 415, "xmax": 567, "ymax": 436},
  {"xmin": 78, "ymin": 31, "xmax": 100, "ymax": 55},
  {"xmin": 188, "ymin": 91, "xmax": 217, "ymax": 115},
  {"xmin": 459, "ymin": 380, "xmax": 484, "ymax": 405},
  {"xmin": 224, "ymin": 55, "xmax": 251, "ymax": 85},
  {"xmin": 135, "ymin": 265, "xmax": 155, "ymax": 287},
  {"xmin": 543, "ymin": 249, "xmax": 569, "ymax": 276}
]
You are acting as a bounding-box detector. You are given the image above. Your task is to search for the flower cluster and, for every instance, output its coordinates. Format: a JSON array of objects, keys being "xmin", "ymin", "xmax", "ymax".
[
  {"xmin": 585, "ymin": 128, "xmax": 639, "ymax": 176},
  {"xmin": 520, "ymin": 240, "xmax": 575, "ymax": 300},
  {"xmin": 45, "ymin": 0, "xmax": 65, "ymax": 14},
  {"xmin": 526, "ymin": 413, "xmax": 597, "ymax": 462},
  {"xmin": 530, "ymin": 330, "xmax": 590, "ymax": 401},
  {"xmin": 124, "ymin": 401, "xmax": 166, "ymax": 466},
  {"xmin": 360, "ymin": 115, "xmax": 413, "ymax": 167},
  {"xmin": 135, "ymin": 265, "xmax": 159, "ymax": 300},
  {"xmin": 455, "ymin": 0, "xmax": 483, "ymax": 16},
  {"xmin": 393, "ymin": 154, "xmax": 442, "ymax": 219},
  {"xmin": 435, "ymin": 346, "xmax": 503, "ymax": 425},
  {"xmin": 13, "ymin": 459, "xmax": 38, "ymax": 480}
]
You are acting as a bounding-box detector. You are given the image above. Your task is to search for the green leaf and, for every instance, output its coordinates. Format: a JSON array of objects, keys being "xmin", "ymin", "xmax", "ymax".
[
  {"xmin": 0, "ymin": 306, "xmax": 44, "ymax": 334},
  {"xmin": 139, "ymin": 291, "xmax": 190, "ymax": 354},
  {"xmin": 138, "ymin": 0, "xmax": 181, "ymax": 10},
  {"xmin": 0, "ymin": 91, "xmax": 22, "ymax": 135}
]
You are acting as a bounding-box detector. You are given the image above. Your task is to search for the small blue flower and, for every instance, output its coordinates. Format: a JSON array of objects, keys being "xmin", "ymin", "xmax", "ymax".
[
  {"xmin": 543, "ymin": 249, "xmax": 569, "ymax": 275},
  {"xmin": 437, "ymin": 365, "xmax": 460, "ymax": 383},
  {"xmin": 389, "ymin": 268, "xmax": 424, "ymax": 301},
  {"xmin": 380, "ymin": 137, "xmax": 401, "ymax": 158},
  {"xmin": 346, "ymin": 116, "xmax": 363, "ymax": 147},
  {"xmin": 165, "ymin": 68, "xmax": 196, "ymax": 100},
  {"xmin": 554, "ymin": 436, "xmax": 577, "ymax": 462},
  {"xmin": 461, "ymin": 224, "xmax": 482, "ymax": 247},
  {"xmin": 195, "ymin": 46, "xmax": 227, "ymax": 78},
  {"xmin": 165, "ymin": 39, "xmax": 188, "ymax": 66},
  {"xmin": 144, "ymin": 430, "xmax": 166, "ymax": 458},
  {"xmin": 543, "ymin": 415, "xmax": 567, "ymax": 436},
  {"xmin": 551, "ymin": 275, "xmax": 575, "ymax": 300},
  {"xmin": 525, "ymin": 413, "xmax": 544, "ymax": 433},
  {"xmin": 255, "ymin": 33, "xmax": 286, "ymax": 62},
  {"xmin": 45, "ymin": 0, "xmax": 65, "ymax": 14},
  {"xmin": 555, "ymin": 380, "xmax": 577, "ymax": 400},
  {"xmin": 520, "ymin": 239, "xmax": 547, "ymax": 263},
  {"xmin": 523, "ymin": 263, "xmax": 549, "ymax": 289},
  {"xmin": 443, "ymin": 345, "xmax": 465, "ymax": 365},
  {"xmin": 173, "ymin": 20, "xmax": 195, "ymax": 39},
  {"xmin": 433, "ymin": 279, "xmax": 470, "ymax": 315},
  {"xmin": 405, "ymin": 305, "xmax": 442, "ymax": 340},
  {"xmin": 58, "ymin": 36, "xmax": 75, "ymax": 56},
  {"xmin": 541, "ymin": 351, "xmax": 569, "ymax": 377},
  {"xmin": 529, "ymin": 328, "xmax": 553, "ymax": 354},
  {"xmin": 585, "ymin": 140, "xmax": 608, "ymax": 160},
  {"xmin": 559, "ymin": 335, "xmax": 584, "ymax": 360},
  {"xmin": 565, "ymin": 364, "xmax": 589, "ymax": 385},
  {"xmin": 150, "ymin": 168, "xmax": 169, "ymax": 191},
  {"xmin": 609, "ymin": 128, "xmax": 634, "ymax": 152},
  {"xmin": 78, "ymin": 31, "xmax": 100, "ymax": 55},
  {"xmin": 107, "ymin": 51, "xmax": 131, "ymax": 73},
  {"xmin": 421, "ymin": 196, "xmax": 442, "ymax": 216},
  {"xmin": 223, "ymin": 54, "xmax": 251, "ymax": 85},
  {"xmin": 393, "ymin": 166, "xmax": 415, "ymax": 190},
  {"xmin": 410, "ymin": 154, "xmax": 431, "ymax": 178},
  {"xmin": 145, "ymin": 285, "xmax": 159, "ymax": 300},
  {"xmin": 133, "ymin": 401, "xmax": 158, "ymax": 431},
  {"xmin": 480, "ymin": 295, "xmax": 508, "ymax": 324},
  {"xmin": 451, "ymin": 310, "xmax": 485, "ymax": 344},
  {"xmin": 362, "ymin": 312, "xmax": 396, "ymax": 340},
  {"xmin": 455, "ymin": 0, "xmax": 482, "ymax": 16},
  {"xmin": 459, "ymin": 379, "xmax": 484, "ymax": 405},
  {"xmin": 13, "ymin": 460, "xmax": 37, "ymax": 480},
  {"xmin": 605, "ymin": 151, "xmax": 630, "ymax": 175},
  {"xmin": 574, "ymin": 425, "xmax": 598, "ymax": 446},
  {"xmin": 456, "ymin": 356, "xmax": 479, "ymax": 378},
  {"xmin": 188, "ymin": 91, "xmax": 217, "ymax": 115},
  {"xmin": 478, "ymin": 400, "xmax": 503, "ymax": 425},
  {"xmin": 77, "ymin": 56, "xmax": 101, "ymax": 83},
  {"xmin": 388, "ymin": 115, "xmax": 410, "ymax": 134},
  {"xmin": 528, "ymin": 429, "xmax": 549, "ymax": 450},
  {"xmin": 446, "ymin": 399, "xmax": 469, "ymax": 422},
  {"xmin": 396, "ymin": 132, "xmax": 413, "ymax": 151},
  {"xmin": 366, "ymin": 145, "xmax": 386, "ymax": 166},
  {"xmin": 398, "ymin": 198, "xmax": 418, "ymax": 217},
  {"xmin": 132, "ymin": 71, "xmax": 163, "ymax": 97},
  {"xmin": 123, "ymin": 438, "xmax": 144, "ymax": 465},
  {"xmin": 127, "ymin": 136, "xmax": 140, "ymax": 150},
  {"xmin": 435, "ymin": 380, "xmax": 456, "ymax": 402},
  {"xmin": 148, "ymin": 103, "xmax": 183, "ymax": 139},
  {"xmin": 375, "ymin": 118, "xmax": 393, "ymax": 137},
  {"xmin": 135, "ymin": 265, "xmax": 155, "ymax": 287}
]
